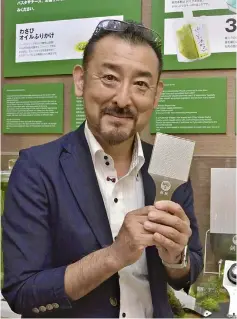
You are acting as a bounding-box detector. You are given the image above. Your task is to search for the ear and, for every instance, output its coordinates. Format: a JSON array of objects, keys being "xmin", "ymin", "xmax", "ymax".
[
  {"xmin": 73, "ymin": 65, "xmax": 84, "ymax": 97},
  {"xmin": 153, "ymin": 81, "xmax": 164, "ymax": 110}
]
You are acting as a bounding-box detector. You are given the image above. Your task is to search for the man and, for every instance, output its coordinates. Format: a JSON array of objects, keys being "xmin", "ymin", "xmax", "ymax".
[{"xmin": 2, "ymin": 20, "xmax": 203, "ymax": 318}]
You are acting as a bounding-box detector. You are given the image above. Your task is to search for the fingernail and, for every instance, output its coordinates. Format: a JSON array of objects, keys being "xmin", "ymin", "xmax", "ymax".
[{"xmin": 155, "ymin": 202, "xmax": 163, "ymax": 209}]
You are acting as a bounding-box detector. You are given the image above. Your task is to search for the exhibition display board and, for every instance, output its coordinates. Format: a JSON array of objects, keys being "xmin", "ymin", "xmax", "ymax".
[
  {"xmin": 4, "ymin": 0, "xmax": 141, "ymax": 77},
  {"xmin": 1, "ymin": 1, "xmax": 236, "ymax": 318},
  {"xmin": 152, "ymin": 0, "xmax": 236, "ymax": 70},
  {"xmin": 2, "ymin": 83, "xmax": 64, "ymax": 133},
  {"xmin": 71, "ymin": 87, "xmax": 85, "ymax": 131},
  {"xmin": 150, "ymin": 77, "xmax": 227, "ymax": 134}
]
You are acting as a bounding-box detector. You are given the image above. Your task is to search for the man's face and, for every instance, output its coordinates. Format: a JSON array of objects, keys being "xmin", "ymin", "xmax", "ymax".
[{"xmin": 73, "ymin": 35, "xmax": 163, "ymax": 145}]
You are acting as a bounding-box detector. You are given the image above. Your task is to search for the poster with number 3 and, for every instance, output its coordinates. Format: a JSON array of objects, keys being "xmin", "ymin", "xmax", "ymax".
[{"xmin": 152, "ymin": 0, "xmax": 236, "ymax": 70}]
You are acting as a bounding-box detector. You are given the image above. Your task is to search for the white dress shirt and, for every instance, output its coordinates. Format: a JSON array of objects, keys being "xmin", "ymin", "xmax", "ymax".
[{"xmin": 85, "ymin": 122, "xmax": 153, "ymax": 318}]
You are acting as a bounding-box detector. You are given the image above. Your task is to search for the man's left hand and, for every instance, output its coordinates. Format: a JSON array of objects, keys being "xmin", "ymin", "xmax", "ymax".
[{"xmin": 143, "ymin": 201, "xmax": 192, "ymax": 264}]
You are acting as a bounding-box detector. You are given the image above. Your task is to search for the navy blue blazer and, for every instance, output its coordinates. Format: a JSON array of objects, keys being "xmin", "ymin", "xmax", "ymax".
[{"xmin": 2, "ymin": 123, "xmax": 203, "ymax": 318}]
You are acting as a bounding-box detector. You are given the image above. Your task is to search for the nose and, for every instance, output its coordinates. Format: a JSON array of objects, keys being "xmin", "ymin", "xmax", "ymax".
[{"xmin": 112, "ymin": 82, "xmax": 132, "ymax": 108}]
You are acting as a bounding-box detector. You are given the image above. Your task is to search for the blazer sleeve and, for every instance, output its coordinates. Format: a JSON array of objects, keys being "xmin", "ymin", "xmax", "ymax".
[
  {"xmin": 2, "ymin": 149, "xmax": 72, "ymax": 316},
  {"xmin": 167, "ymin": 179, "xmax": 204, "ymax": 292}
]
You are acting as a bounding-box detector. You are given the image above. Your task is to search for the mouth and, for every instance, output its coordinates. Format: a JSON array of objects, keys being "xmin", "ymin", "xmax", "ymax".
[{"xmin": 104, "ymin": 114, "xmax": 134, "ymax": 120}]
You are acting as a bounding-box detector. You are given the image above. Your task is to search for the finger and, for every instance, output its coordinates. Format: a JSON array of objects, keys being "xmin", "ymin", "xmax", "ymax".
[
  {"xmin": 154, "ymin": 200, "xmax": 189, "ymax": 223},
  {"xmin": 143, "ymin": 221, "xmax": 188, "ymax": 245},
  {"xmin": 137, "ymin": 216, "xmax": 150, "ymax": 224},
  {"xmin": 131, "ymin": 205, "xmax": 155, "ymax": 216},
  {"xmin": 141, "ymin": 225, "xmax": 156, "ymax": 236},
  {"xmin": 147, "ymin": 210, "xmax": 190, "ymax": 234},
  {"xmin": 153, "ymin": 232, "xmax": 183, "ymax": 253},
  {"xmin": 125, "ymin": 215, "xmax": 149, "ymax": 226},
  {"xmin": 129, "ymin": 206, "xmax": 158, "ymax": 224},
  {"xmin": 138, "ymin": 234, "xmax": 156, "ymax": 248}
]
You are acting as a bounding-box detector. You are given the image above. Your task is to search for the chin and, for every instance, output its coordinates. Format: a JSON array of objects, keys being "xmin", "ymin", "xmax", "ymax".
[
  {"xmin": 101, "ymin": 127, "xmax": 135, "ymax": 145},
  {"xmin": 98, "ymin": 117, "xmax": 135, "ymax": 145}
]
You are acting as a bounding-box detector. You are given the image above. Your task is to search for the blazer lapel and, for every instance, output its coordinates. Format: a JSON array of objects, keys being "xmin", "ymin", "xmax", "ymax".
[
  {"xmin": 60, "ymin": 124, "xmax": 113, "ymax": 248},
  {"xmin": 59, "ymin": 132, "xmax": 155, "ymax": 248}
]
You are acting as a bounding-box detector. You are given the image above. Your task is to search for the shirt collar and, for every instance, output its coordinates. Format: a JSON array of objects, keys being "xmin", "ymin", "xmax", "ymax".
[
  {"xmin": 84, "ymin": 121, "xmax": 145, "ymax": 175},
  {"xmin": 84, "ymin": 121, "xmax": 103, "ymax": 166}
]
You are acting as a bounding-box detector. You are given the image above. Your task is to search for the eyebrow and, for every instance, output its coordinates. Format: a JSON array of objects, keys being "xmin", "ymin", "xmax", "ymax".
[{"xmin": 101, "ymin": 62, "xmax": 153, "ymax": 79}]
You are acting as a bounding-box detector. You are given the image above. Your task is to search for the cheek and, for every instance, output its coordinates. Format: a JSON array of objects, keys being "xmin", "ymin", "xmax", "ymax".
[
  {"xmin": 134, "ymin": 97, "xmax": 155, "ymax": 130},
  {"xmin": 137, "ymin": 108, "xmax": 153, "ymax": 126},
  {"xmin": 135, "ymin": 94, "xmax": 155, "ymax": 116},
  {"xmin": 85, "ymin": 79, "xmax": 115, "ymax": 104}
]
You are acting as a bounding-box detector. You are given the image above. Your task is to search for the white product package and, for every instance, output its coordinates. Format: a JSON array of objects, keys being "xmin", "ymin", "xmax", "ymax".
[{"xmin": 173, "ymin": 11, "xmax": 211, "ymax": 63}]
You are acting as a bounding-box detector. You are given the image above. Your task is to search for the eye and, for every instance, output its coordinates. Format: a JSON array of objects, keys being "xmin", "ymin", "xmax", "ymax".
[
  {"xmin": 135, "ymin": 81, "xmax": 149, "ymax": 88},
  {"xmin": 103, "ymin": 74, "xmax": 117, "ymax": 82}
]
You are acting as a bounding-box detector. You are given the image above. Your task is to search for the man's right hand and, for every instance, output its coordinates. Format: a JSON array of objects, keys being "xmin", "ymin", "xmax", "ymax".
[
  {"xmin": 65, "ymin": 206, "xmax": 158, "ymax": 301},
  {"xmin": 110, "ymin": 206, "xmax": 157, "ymax": 268}
]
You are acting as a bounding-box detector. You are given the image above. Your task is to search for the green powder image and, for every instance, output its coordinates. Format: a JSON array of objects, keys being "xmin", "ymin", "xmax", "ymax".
[
  {"xmin": 176, "ymin": 24, "xmax": 199, "ymax": 60},
  {"xmin": 74, "ymin": 41, "xmax": 88, "ymax": 52}
]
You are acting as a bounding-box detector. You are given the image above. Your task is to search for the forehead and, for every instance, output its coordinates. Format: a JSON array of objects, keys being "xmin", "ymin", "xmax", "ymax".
[{"xmin": 88, "ymin": 35, "xmax": 159, "ymax": 77}]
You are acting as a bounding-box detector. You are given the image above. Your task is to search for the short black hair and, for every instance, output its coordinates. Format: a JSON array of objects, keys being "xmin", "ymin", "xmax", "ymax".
[{"xmin": 82, "ymin": 20, "xmax": 163, "ymax": 78}]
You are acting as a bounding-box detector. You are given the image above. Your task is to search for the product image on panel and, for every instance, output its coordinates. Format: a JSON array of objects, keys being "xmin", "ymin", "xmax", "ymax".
[{"xmin": 152, "ymin": 0, "xmax": 236, "ymax": 70}]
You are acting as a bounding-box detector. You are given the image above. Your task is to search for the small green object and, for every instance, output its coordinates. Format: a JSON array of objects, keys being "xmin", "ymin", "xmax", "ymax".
[
  {"xmin": 176, "ymin": 24, "xmax": 199, "ymax": 60},
  {"xmin": 168, "ymin": 288, "xmax": 186, "ymax": 318},
  {"xmin": 199, "ymin": 297, "xmax": 220, "ymax": 312},
  {"xmin": 74, "ymin": 41, "xmax": 88, "ymax": 52}
]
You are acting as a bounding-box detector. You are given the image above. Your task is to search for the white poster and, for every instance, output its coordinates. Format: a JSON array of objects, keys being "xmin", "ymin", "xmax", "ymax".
[
  {"xmin": 164, "ymin": 15, "xmax": 237, "ymax": 57},
  {"xmin": 165, "ymin": 0, "xmax": 231, "ymax": 13},
  {"xmin": 16, "ymin": 15, "xmax": 123, "ymax": 63}
]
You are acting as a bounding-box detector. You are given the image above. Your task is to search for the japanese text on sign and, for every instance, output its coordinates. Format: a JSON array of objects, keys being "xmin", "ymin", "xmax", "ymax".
[
  {"xmin": 165, "ymin": 0, "xmax": 229, "ymax": 13},
  {"xmin": 19, "ymin": 28, "xmax": 54, "ymax": 40},
  {"xmin": 17, "ymin": 0, "xmax": 65, "ymax": 13}
]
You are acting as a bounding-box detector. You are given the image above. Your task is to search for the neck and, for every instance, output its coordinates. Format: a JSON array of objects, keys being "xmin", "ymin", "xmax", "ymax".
[
  {"xmin": 90, "ymin": 128, "xmax": 136, "ymax": 177},
  {"xmin": 103, "ymin": 138, "xmax": 134, "ymax": 162},
  {"xmin": 103, "ymin": 138, "xmax": 135, "ymax": 178}
]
